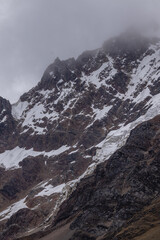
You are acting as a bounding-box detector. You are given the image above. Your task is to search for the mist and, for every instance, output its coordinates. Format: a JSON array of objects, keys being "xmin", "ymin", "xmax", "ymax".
[{"xmin": 0, "ymin": 0, "xmax": 160, "ymax": 103}]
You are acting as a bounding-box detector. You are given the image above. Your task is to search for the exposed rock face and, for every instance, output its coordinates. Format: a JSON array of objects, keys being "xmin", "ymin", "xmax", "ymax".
[
  {"xmin": 1, "ymin": 31, "xmax": 160, "ymax": 239},
  {"xmin": 47, "ymin": 115, "xmax": 160, "ymax": 240},
  {"xmin": 0, "ymin": 97, "xmax": 17, "ymax": 153}
]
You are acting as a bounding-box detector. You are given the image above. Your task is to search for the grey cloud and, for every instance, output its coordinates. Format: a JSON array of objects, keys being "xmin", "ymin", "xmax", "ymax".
[{"xmin": 0, "ymin": 0, "xmax": 159, "ymax": 102}]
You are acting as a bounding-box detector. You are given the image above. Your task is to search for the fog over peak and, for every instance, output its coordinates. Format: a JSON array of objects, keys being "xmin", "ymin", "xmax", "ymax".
[{"xmin": 0, "ymin": 0, "xmax": 160, "ymax": 103}]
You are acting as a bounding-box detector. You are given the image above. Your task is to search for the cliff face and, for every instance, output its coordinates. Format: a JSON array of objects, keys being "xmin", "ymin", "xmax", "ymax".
[
  {"xmin": 1, "ymin": 32, "xmax": 160, "ymax": 239},
  {"xmin": 0, "ymin": 97, "xmax": 17, "ymax": 153}
]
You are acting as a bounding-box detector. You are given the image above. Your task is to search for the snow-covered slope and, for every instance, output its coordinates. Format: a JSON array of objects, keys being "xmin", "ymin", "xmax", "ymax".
[{"xmin": 1, "ymin": 32, "xmax": 160, "ymax": 239}]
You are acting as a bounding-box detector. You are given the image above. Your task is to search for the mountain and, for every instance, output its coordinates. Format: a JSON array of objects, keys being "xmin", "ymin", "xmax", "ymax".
[{"xmin": 1, "ymin": 31, "xmax": 160, "ymax": 239}]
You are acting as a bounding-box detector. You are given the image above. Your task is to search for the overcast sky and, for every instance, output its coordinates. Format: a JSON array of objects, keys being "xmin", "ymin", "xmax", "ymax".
[{"xmin": 0, "ymin": 0, "xmax": 160, "ymax": 103}]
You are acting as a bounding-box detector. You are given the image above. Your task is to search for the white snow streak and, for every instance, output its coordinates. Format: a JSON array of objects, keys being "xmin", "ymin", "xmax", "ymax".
[
  {"xmin": 0, "ymin": 198, "xmax": 27, "ymax": 221},
  {"xmin": 35, "ymin": 183, "xmax": 65, "ymax": 197}
]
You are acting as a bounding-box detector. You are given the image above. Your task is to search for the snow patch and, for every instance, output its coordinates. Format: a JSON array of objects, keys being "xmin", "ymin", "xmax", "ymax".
[
  {"xmin": 35, "ymin": 183, "xmax": 65, "ymax": 197},
  {"xmin": 0, "ymin": 145, "xmax": 70, "ymax": 170},
  {"xmin": 0, "ymin": 115, "xmax": 7, "ymax": 123},
  {"xmin": 92, "ymin": 105, "xmax": 112, "ymax": 121},
  {"xmin": 0, "ymin": 197, "xmax": 27, "ymax": 221},
  {"xmin": 82, "ymin": 57, "xmax": 117, "ymax": 88},
  {"xmin": 12, "ymin": 100, "xmax": 28, "ymax": 119}
]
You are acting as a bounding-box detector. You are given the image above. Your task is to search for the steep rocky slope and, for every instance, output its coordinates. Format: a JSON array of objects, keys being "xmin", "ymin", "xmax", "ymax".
[
  {"xmin": 49, "ymin": 115, "xmax": 160, "ymax": 240},
  {"xmin": 1, "ymin": 31, "xmax": 160, "ymax": 239}
]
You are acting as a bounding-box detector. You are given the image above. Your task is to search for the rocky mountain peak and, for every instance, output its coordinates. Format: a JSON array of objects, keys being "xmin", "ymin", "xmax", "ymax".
[
  {"xmin": 103, "ymin": 31, "xmax": 158, "ymax": 63},
  {"xmin": 21, "ymin": 32, "xmax": 160, "ymax": 98},
  {"xmin": 34, "ymin": 57, "xmax": 77, "ymax": 92},
  {"xmin": 0, "ymin": 97, "xmax": 16, "ymax": 153},
  {"xmin": 0, "ymin": 97, "xmax": 11, "ymax": 113}
]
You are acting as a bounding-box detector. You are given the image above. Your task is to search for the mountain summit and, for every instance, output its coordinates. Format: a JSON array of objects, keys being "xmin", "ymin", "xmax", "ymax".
[{"xmin": 1, "ymin": 32, "xmax": 160, "ymax": 239}]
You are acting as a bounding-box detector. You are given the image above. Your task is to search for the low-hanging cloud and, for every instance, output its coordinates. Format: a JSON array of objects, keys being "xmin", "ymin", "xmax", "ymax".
[{"xmin": 0, "ymin": 0, "xmax": 160, "ymax": 103}]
